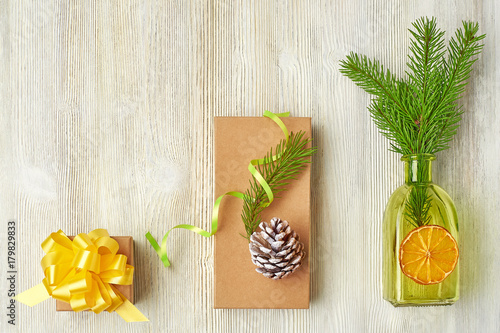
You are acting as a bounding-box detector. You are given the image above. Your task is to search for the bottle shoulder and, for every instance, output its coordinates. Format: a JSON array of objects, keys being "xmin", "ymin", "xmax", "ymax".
[
  {"xmin": 385, "ymin": 184, "xmax": 410, "ymax": 210},
  {"xmin": 427, "ymin": 183, "xmax": 457, "ymax": 211}
]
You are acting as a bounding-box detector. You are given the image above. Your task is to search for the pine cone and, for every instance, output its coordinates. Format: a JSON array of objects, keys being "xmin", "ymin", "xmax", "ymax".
[{"xmin": 249, "ymin": 217, "xmax": 305, "ymax": 280}]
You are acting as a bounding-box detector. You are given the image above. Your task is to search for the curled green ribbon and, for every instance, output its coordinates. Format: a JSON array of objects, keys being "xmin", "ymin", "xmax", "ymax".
[{"xmin": 146, "ymin": 111, "xmax": 290, "ymax": 267}]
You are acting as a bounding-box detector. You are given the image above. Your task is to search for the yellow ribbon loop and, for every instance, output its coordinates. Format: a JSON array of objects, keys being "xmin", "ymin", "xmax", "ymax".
[
  {"xmin": 146, "ymin": 111, "xmax": 290, "ymax": 267},
  {"xmin": 14, "ymin": 229, "xmax": 148, "ymax": 322}
]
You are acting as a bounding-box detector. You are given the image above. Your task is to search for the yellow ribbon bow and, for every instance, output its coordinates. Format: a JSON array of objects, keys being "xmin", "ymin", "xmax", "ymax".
[{"xmin": 15, "ymin": 229, "xmax": 148, "ymax": 322}]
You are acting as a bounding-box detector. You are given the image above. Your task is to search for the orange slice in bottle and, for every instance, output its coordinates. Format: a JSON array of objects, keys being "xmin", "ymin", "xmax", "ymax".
[{"xmin": 399, "ymin": 225, "xmax": 458, "ymax": 285}]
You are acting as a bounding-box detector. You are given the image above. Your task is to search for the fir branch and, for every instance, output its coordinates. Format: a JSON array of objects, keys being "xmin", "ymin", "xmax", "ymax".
[
  {"xmin": 339, "ymin": 17, "xmax": 485, "ymax": 155},
  {"xmin": 340, "ymin": 54, "xmax": 415, "ymax": 154},
  {"xmin": 406, "ymin": 17, "xmax": 446, "ymax": 120},
  {"xmin": 241, "ymin": 131, "xmax": 316, "ymax": 240},
  {"xmin": 429, "ymin": 21, "xmax": 485, "ymax": 153}
]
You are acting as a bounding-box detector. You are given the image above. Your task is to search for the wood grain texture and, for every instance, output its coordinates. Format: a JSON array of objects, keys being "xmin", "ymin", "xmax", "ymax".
[{"xmin": 1, "ymin": 0, "xmax": 499, "ymax": 332}]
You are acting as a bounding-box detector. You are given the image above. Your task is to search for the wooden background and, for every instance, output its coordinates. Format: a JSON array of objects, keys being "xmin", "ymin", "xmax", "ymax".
[{"xmin": 1, "ymin": 0, "xmax": 499, "ymax": 332}]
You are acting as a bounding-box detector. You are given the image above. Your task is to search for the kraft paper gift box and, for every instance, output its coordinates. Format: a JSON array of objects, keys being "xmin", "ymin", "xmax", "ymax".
[
  {"xmin": 214, "ymin": 117, "xmax": 311, "ymax": 309},
  {"xmin": 56, "ymin": 236, "xmax": 134, "ymax": 311}
]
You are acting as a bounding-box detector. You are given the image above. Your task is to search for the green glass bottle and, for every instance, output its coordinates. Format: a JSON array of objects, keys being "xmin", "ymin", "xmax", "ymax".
[{"xmin": 383, "ymin": 154, "xmax": 459, "ymax": 306}]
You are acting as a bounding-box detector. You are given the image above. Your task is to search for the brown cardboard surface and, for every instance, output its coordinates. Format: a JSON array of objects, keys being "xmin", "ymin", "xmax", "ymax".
[
  {"xmin": 56, "ymin": 236, "xmax": 134, "ymax": 311},
  {"xmin": 214, "ymin": 117, "xmax": 311, "ymax": 309}
]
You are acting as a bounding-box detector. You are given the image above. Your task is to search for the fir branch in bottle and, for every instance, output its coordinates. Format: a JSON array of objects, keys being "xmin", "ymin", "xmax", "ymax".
[{"xmin": 340, "ymin": 17, "xmax": 485, "ymax": 227}]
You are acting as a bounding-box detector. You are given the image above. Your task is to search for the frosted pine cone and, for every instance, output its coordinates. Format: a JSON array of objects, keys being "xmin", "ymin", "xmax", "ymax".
[{"xmin": 249, "ymin": 217, "xmax": 305, "ymax": 280}]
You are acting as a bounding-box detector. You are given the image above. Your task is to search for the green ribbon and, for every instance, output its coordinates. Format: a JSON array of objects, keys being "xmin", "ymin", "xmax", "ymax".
[{"xmin": 146, "ymin": 111, "xmax": 290, "ymax": 267}]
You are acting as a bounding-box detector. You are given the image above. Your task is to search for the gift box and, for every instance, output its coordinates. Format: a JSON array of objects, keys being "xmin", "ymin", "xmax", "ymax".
[
  {"xmin": 56, "ymin": 236, "xmax": 134, "ymax": 311},
  {"xmin": 214, "ymin": 117, "xmax": 311, "ymax": 309},
  {"xmin": 15, "ymin": 230, "xmax": 147, "ymax": 322}
]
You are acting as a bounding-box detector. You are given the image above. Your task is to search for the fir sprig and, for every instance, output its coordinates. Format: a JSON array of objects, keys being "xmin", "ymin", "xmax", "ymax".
[
  {"xmin": 241, "ymin": 131, "xmax": 316, "ymax": 240},
  {"xmin": 339, "ymin": 17, "xmax": 485, "ymax": 155}
]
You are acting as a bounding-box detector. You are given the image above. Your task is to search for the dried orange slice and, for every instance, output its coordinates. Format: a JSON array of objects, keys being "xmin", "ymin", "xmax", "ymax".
[{"xmin": 399, "ymin": 225, "xmax": 458, "ymax": 285}]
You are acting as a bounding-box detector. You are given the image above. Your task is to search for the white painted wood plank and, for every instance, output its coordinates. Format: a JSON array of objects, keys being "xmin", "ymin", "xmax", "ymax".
[{"xmin": 1, "ymin": 0, "xmax": 499, "ymax": 332}]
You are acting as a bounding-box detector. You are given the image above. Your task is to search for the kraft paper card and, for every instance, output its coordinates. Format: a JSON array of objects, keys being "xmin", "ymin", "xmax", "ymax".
[{"xmin": 214, "ymin": 117, "xmax": 311, "ymax": 309}]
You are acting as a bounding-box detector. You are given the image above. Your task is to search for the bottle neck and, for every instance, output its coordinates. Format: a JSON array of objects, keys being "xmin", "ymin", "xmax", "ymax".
[{"xmin": 402, "ymin": 154, "xmax": 435, "ymax": 184}]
